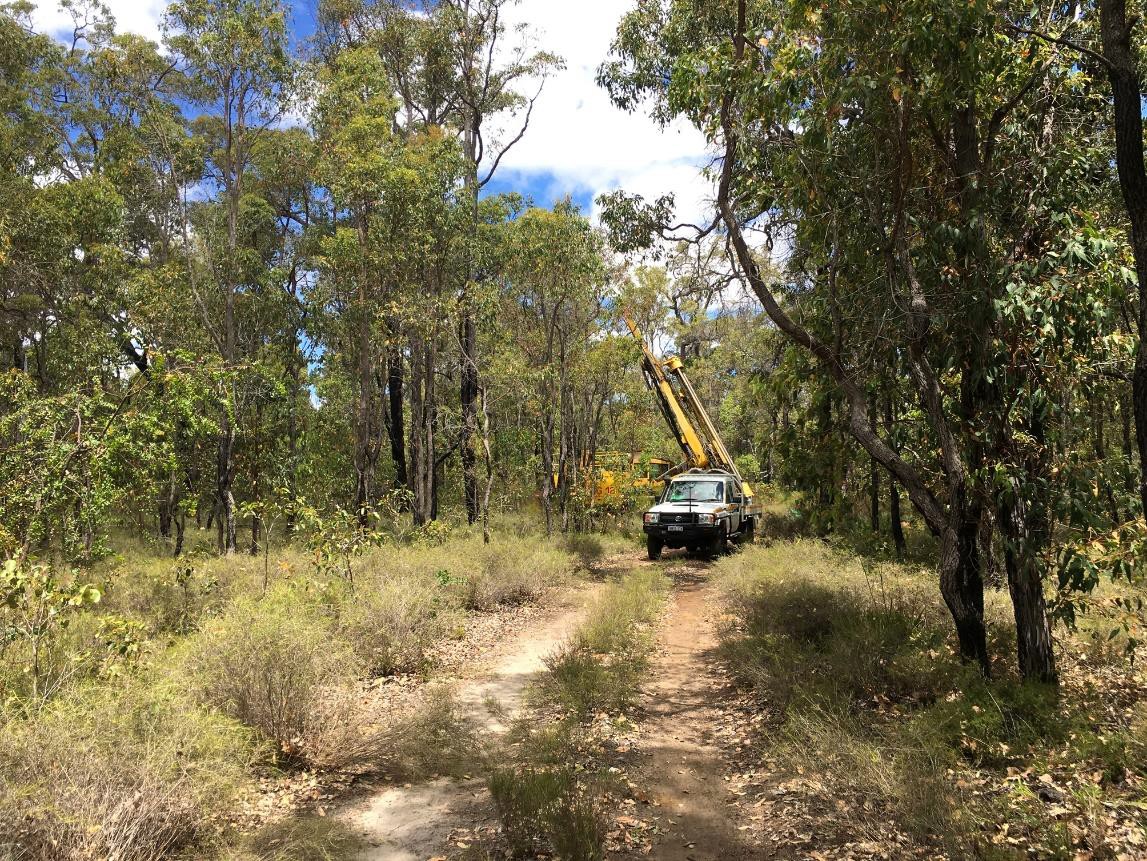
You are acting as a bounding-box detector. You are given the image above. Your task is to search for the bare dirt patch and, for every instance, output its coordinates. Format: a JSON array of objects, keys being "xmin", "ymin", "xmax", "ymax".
[
  {"xmin": 611, "ymin": 558, "xmax": 771, "ymax": 861},
  {"xmin": 340, "ymin": 583, "xmax": 601, "ymax": 860}
]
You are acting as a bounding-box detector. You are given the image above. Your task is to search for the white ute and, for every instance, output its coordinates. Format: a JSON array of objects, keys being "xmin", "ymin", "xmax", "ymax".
[{"xmin": 642, "ymin": 469, "xmax": 756, "ymax": 560}]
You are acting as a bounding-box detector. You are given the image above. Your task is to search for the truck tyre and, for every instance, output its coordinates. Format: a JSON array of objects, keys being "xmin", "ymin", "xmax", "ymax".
[
  {"xmin": 705, "ymin": 530, "xmax": 724, "ymax": 560},
  {"xmin": 647, "ymin": 536, "xmax": 663, "ymax": 561}
]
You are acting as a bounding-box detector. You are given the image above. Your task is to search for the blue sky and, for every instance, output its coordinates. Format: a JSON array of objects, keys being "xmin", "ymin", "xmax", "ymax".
[{"xmin": 30, "ymin": 0, "xmax": 713, "ymax": 224}]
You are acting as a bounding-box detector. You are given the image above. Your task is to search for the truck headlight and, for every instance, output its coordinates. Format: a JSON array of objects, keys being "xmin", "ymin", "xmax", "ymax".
[
  {"xmin": 697, "ymin": 514, "xmax": 715, "ymax": 525},
  {"xmin": 643, "ymin": 512, "xmax": 659, "ymax": 524}
]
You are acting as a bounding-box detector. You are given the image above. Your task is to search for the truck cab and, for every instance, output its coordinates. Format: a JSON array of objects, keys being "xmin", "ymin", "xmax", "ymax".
[{"xmin": 642, "ymin": 470, "xmax": 756, "ymax": 560}]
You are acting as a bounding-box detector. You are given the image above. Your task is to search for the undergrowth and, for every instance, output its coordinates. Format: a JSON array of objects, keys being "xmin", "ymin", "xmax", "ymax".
[
  {"xmin": 714, "ymin": 539, "xmax": 1147, "ymax": 859},
  {"xmin": 0, "ymin": 523, "xmax": 599, "ymax": 859}
]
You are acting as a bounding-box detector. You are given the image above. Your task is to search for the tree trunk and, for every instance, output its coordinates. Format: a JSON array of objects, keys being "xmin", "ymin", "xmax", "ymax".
[
  {"xmin": 408, "ymin": 330, "xmax": 436, "ymax": 527},
  {"xmin": 938, "ymin": 511, "xmax": 990, "ymax": 675},
  {"xmin": 998, "ymin": 495, "xmax": 1057, "ymax": 683},
  {"xmin": 387, "ymin": 343, "xmax": 408, "ymax": 490},
  {"xmin": 217, "ymin": 416, "xmax": 237, "ymax": 553},
  {"xmin": 869, "ymin": 456, "xmax": 880, "ymax": 534},
  {"xmin": 1100, "ymin": 0, "xmax": 1147, "ymax": 517},
  {"xmin": 461, "ymin": 312, "xmax": 479, "ymax": 524}
]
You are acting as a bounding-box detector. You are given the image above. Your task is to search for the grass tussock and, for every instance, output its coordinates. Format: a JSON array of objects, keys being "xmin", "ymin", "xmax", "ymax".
[
  {"xmin": 0, "ymin": 677, "xmax": 254, "ymax": 861},
  {"xmin": 714, "ymin": 540, "xmax": 1147, "ymax": 858},
  {"xmin": 538, "ymin": 568, "xmax": 669, "ymax": 717},
  {"xmin": 223, "ymin": 815, "xmax": 362, "ymax": 861},
  {"xmin": 488, "ymin": 766, "xmax": 605, "ymax": 861}
]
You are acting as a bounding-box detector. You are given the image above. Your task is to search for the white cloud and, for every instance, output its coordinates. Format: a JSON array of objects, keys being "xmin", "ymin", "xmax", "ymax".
[
  {"xmin": 30, "ymin": 0, "xmax": 166, "ymax": 45},
  {"xmin": 497, "ymin": 0, "xmax": 714, "ymax": 225},
  {"xmin": 28, "ymin": 0, "xmax": 716, "ymax": 225}
]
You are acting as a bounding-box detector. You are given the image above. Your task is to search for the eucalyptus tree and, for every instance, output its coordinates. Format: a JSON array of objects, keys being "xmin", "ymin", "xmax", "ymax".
[
  {"xmin": 317, "ymin": 0, "xmax": 560, "ymax": 526},
  {"xmin": 500, "ymin": 202, "xmax": 610, "ymax": 534},
  {"xmin": 163, "ymin": 0, "xmax": 292, "ymax": 552},
  {"xmin": 601, "ymin": 0, "xmax": 1122, "ymax": 682}
]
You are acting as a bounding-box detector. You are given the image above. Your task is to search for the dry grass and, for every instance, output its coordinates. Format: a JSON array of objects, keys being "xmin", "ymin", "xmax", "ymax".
[
  {"xmin": 488, "ymin": 568, "xmax": 669, "ymax": 860},
  {"xmin": 713, "ymin": 540, "xmax": 1147, "ymax": 858},
  {"xmin": 0, "ymin": 677, "xmax": 254, "ymax": 861},
  {"xmin": 223, "ymin": 815, "xmax": 362, "ymax": 861}
]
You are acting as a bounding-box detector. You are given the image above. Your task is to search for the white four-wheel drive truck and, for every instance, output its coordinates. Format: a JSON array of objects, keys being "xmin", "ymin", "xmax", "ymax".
[
  {"xmin": 642, "ymin": 469, "xmax": 756, "ymax": 560},
  {"xmin": 624, "ymin": 316, "xmax": 763, "ymax": 561}
]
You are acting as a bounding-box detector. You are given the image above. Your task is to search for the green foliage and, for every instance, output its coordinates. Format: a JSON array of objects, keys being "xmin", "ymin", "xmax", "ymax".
[{"xmin": 0, "ymin": 558, "xmax": 102, "ymax": 704}]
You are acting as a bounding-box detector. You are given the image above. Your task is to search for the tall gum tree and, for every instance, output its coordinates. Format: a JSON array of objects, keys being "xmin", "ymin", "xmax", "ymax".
[
  {"xmin": 600, "ymin": 0, "xmax": 1121, "ymax": 681},
  {"xmin": 164, "ymin": 0, "xmax": 291, "ymax": 553}
]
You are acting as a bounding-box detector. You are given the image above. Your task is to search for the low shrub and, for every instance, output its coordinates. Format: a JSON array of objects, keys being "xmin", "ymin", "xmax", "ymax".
[
  {"xmin": 488, "ymin": 766, "xmax": 604, "ymax": 861},
  {"xmin": 339, "ymin": 571, "xmax": 461, "ymax": 674},
  {"xmin": 0, "ymin": 677, "xmax": 253, "ymax": 861},
  {"xmin": 180, "ymin": 585, "xmax": 361, "ymax": 763}
]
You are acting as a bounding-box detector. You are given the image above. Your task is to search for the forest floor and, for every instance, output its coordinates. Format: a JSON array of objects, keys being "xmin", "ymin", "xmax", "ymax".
[{"xmin": 246, "ymin": 542, "xmax": 1147, "ymax": 861}]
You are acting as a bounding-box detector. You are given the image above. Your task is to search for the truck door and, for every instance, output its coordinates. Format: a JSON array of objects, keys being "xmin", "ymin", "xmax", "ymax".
[{"xmin": 726, "ymin": 478, "xmax": 741, "ymax": 534}]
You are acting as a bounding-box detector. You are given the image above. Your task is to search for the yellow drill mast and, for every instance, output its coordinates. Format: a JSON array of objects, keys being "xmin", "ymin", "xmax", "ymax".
[{"xmin": 624, "ymin": 317, "xmax": 755, "ymax": 502}]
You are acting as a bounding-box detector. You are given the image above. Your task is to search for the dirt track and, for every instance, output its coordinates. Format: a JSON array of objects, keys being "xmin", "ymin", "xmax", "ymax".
[
  {"xmin": 621, "ymin": 557, "xmax": 765, "ymax": 860},
  {"xmin": 341, "ymin": 585, "xmax": 598, "ymax": 860},
  {"xmin": 341, "ymin": 551, "xmax": 767, "ymax": 860}
]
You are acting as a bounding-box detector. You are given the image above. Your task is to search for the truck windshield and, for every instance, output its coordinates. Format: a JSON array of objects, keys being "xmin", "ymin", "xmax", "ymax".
[{"xmin": 666, "ymin": 480, "xmax": 724, "ymax": 503}]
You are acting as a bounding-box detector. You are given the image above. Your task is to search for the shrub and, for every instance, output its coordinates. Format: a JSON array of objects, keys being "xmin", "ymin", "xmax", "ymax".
[
  {"xmin": 0, "ymin": 677, "xmax": 253, "ymax": 861},
  {"xmin": 339, "ymin": 571, "xmax": 461, "ymax": 674},
  {"xmin": 488, "ymin": 767, "xmax": 604, "ymax": 861},
  {"xmin": 181, "ymin": 585, "xmax": 360, "ymax": 763}
]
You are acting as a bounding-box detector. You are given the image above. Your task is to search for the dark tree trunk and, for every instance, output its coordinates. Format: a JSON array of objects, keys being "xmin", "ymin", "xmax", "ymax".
[
  {"xmin": 998, "ymin": 488, "xmax": 1057, "ymax": 683},
  {"xmin": 173, "ymin": 511, "xmax": 186, "ymax": 557},
  {"xmin": 408, "ymin": 331, "xmax": 436, "ymax": 527},
  {"xmin": 939, "ymin": 509, "xmax": 990, "ymax": 675},
  {"xmin": 12, "ymin": 336, "xmax": 26, "ymax": 372},
  {"xmin": 869, "ymin": 456, "xmax": 880, "ymax": 533},
  {"xmin": 387, "ymin": 343, "xmax": 408, "ymax": 489},
  {"xmin": 217, "ymin": 418, "xmax": 237, "ymax": 553},
  {"xmin": 1100, "ymin": 0, "xmax": 1147, "ymax": 517},
  {"xmin": 889, "ymin": 479, "xmax": 906, "ymax": 560}
]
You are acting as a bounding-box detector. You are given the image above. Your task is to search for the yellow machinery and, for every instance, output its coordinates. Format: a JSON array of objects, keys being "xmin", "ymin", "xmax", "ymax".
[
  {"xmin": 567, "ymin": 451, "xmax": 671, "ymax": 507},
  {"xmin": 624, "ymin": 316, "xmax": 759, "ymax": 508}
]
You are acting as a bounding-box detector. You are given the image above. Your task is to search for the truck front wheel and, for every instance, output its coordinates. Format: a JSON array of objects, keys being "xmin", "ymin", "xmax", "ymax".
[{"xmin": 647, "ymin": 535, "xmax": 663, "ymax": 561}]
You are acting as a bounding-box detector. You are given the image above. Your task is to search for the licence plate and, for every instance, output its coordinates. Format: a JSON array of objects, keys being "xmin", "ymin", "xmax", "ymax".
[{"xmin": 668, "ymin": 525, "xmax": 684, "ymax": 532}]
